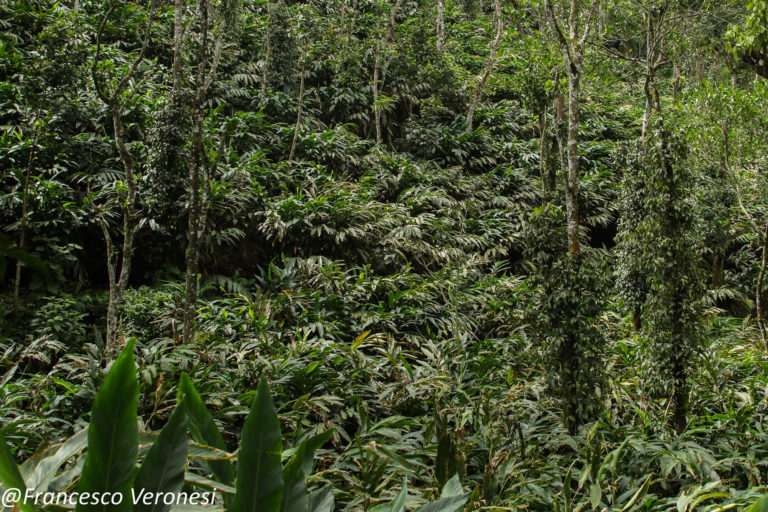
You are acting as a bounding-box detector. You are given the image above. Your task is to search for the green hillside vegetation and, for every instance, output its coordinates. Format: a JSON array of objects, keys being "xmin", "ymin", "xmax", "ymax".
[{"xmin": 2, "ymin": 0, "xmax": 768, "ymax": 509}]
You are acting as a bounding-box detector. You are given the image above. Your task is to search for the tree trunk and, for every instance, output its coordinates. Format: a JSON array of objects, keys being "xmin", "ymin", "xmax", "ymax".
[
  {"xmin": 672, "ymin": 61, "xmax": 681, "ymax": 102},
  {"xmin": 183, "ymin": 0, "xmax": 210, "ymax": 345},
  {"xmin": 13, "ymin": 125, "xmax": 40, "ymax": 324},
  {"xmin": 259, "ymin": 1, "xmax": 271, "ymax": 105},
  {"xmin": 173, "ymin": 0, "xmax": 185, "ymax": 91},
  {"xmin": 373, "ymin": 0, "xmax": 403, "ymax": 145},
  {"xmin": 373, "ymin": 36, "xmax": 381, "ymax": 144},
  {"xmin": 91, "ymin": 0, "xmax": 156, "ymax": 354},
  {"xmin": 465, "ymin": 0, "xmax": 502, "ymax": 132},
  {"xmin": 105, "ymin": 103, "xmax": 138, "ymax": 353},
  {"xmin": 437, "ymin": 0, "xmax": 445, "ymax": 52},
  {"xmin": 289, "ymin": 62, "xmax": 306, "ymax": 161},
  {"xmin": 671, "ymin": 349, "xmax": 687, "ymax": 434},
  {"xmin": 538, "ymin": 103, "xmax": 554, "ymax": 202},
  {"xmin": 564, "ymin": 60, "xmax": 581, "ymax": 256},
  {"xmin": 695, "ymin": 50, "xmax": 705, "ymax": 83},
  {"xmin": 757, "ymin": 220, "xmax": 768, "ymax": 351},
  {"xmin": 182, "ymin": 0, "xmax": 226, "ymax": 344}
]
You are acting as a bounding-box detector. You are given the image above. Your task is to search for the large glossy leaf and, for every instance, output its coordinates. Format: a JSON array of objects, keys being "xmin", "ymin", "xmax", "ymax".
[
  {"xmin": 439, "ymin": 474, "xmax": 462, "ymax": 499},
  {"xmin": 76, "ymin": 339, "xmax": 139, "ymax": 512},
  {"xmin": 281, "ymin": 441, "xmax": 307, "ymax": 512},
  {"xmin": 178, "ymin": 373, "xmax": 235, "ymax": 486},
  {"xmin": 134, "ymin": 405, "xmax": 188, "ymax": 512},
  {"xmin": 308, "ymin": 487, "xmax": 334, "ymax": 512},
  {"xmin": 750, "ymin": 494, "xmax": 768, "ymax": 512},
  {"xmin": 230, "ymin": 376, "xmax": 283, "ymax": 512},
  {"xmin": 0, "ymin": 433, "xmax": 36, "ymax": 512}
]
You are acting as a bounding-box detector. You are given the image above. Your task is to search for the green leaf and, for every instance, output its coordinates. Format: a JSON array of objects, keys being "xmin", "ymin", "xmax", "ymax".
[
  {"xmin": 620, "ymin": 474, "xmax": 652, "ymax": 512},
  {"xmin": 134, "ymin": 405, "xmax": 188, "ymax": 512},
  {"xmin": 281, "ymin": 442, "xmax": 308, "ymax": 512},
  {"xmin": 440, "ymin": 474, "xmax": 462, "ymax": 499},
  {"xmin": 230, "ymin": 376, "xmax": 283, "ymax": 512},
  {"xmin": 0, "ymin": 433, "xmax": 37, "ymax": 512},
  {"xmin": 20, "ymin": 428, "xmax": 88, "ymax": 492},
  {"xmin": 413, "ymin": 495, "xmax": 468, "ymax": 512},
  {"xmin": 749, "ymin": 494, "xmax": 768, "ymax": 512},
  {"xmin": 371, "ymin": 479, "xmax": 407, "ymax": 512},
  {"xmin": 178, "ymin": 373, "xmax": 235, "ymax": 486},
  {"xmin": 76, "ymin": 339, "xmax": 139, "ymax": 512},
  {"xmin": 589, "ymin": 482, "xmax": 601, "ymax": 509},
  {"xmin": 300, "ymin": 430, "xmax": 332, "ymax": 477},
  {"xmin": 308, "ymin": 487, "xmax": 334, "ymax": 512}
]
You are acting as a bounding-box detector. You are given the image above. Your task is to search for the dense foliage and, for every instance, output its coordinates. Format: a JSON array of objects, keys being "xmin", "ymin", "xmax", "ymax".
[{"xmin": 2, "ymin": 0, "xmax": 768, "ymax": 510}]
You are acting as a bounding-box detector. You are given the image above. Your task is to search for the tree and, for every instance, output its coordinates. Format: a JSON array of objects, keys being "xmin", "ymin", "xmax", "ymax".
[
  {"xmin": 181, "ymin": 0, "xmax": 239, "ymax": 344},
  {"xmin": 465, "ymin": 0, "xmax": 502, "ymax": 132},
  {"xmin": 437, "ymin": 0, "xmax": 446, "ymax": 53},
  {"xmin": 728, "ymin": 0, "xmax": 768, "ymax": 78},
  {"xmin": 543, "ymin": 0, "xmax": 597, "ymax": 257},
  {"xmin": 616, "ymin": 123, "xmax": 702, "ymax": 434},
  {"xmin": 373, "ymin": 0, "xmax": 404, "ymax": 145},
  {"xmin": 91, "ymin": 0, "xmax": 158, "ymax": 352}
]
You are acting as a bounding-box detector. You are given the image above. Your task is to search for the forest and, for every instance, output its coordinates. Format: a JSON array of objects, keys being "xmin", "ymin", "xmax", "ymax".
[{"xmin": 2, "ymin": 0, "xmax": 768, "ymax": 509}]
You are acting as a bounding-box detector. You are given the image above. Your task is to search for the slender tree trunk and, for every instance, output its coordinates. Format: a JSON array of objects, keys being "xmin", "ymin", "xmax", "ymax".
[
  {"xmin": 183, "ymin": 0, "xmax": 210, "ymax": 345},
  {"xmin": 564, "ymin": 60, "xmax": 581, "ymax": 256},
  {"xmin": 91, "ymin": 0, "xmax": 156, "ymax": 354},
  {"xmin": 465, "ymin": 0, "xmax": 502, "ymax": 132},
  {"xmin": 757, "ymin": 220, "xmax": 768, "ymax": 351},
  {"xmin": 554, "ymin": 90, "xmax": 567, "ymax": 185},
  {"xmin": 538, "ymin": 103, "xmax": 553, "ymax": 202},
  {"xmin": 13, "ymin": 124, "xmax": 40, "ymax": 324},
  {"xmin": 259, "ymin": 1, "xmax": 271, "ymax": 105},
  {"xmin": 105, "ymin": 104, "xmax": 138, "ymax": 352},
  {"xmin": 289, "ymin": 62, "xmax": 306, "ymax": 161},
  {"xmin": 373, "ymin": 37, "xmax": 381, "ymax": 144},
  {"xmin": 182, "ymin": 0, "xmax": 226, "ymax": 344},
  {"xmin": 543, "ymin": 0, "xmax": 592, "ymax": 257},
  {"xmin": 372, "ymin": 0, "xmax": 403, "ymax": 145},
  {"xmin": 671, "ymin": 344, "xmax": 687, "ymax": 434},
  {"xmin": 695, "ymin": 50, "xmax": 705, "ymax": 83},
  {"xmin": 672, "ymin": 61, "xmax": 681, "ymax": 102},
  {"xmin": 437, "ymin": 0, "xmax": 445, "ymax": 52},
  {"xmin": 173, "ymin": 0, "xmax": 185, "ymax": 91}
]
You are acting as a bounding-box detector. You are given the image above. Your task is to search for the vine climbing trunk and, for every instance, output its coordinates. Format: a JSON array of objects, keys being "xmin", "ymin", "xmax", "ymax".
[
  {"xmin": 564, "ymin": 58, "xmax": 581, "ymax": 256},
  {"xmin": 182, "ymin": 0, "xmax": 227, "ymax": 344}
]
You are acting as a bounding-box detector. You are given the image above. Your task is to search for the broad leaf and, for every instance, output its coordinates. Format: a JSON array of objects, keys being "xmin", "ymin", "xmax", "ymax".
[
  {"xmin": 178, "ymin": 373, "xmax": 235, "ymax": 486},
  {"xmin": 76, "ymin": 339, "xmax": 139, "ymax": 512},
  {"xmin": 308, "ymin": 487, "xmax": 334, "ymax": 512},
  {"xmin": 281, "ymin": 441, "xmax": 308, "ymax": 512},
  {"xmin": 0, "ymin": 434, "xmax": 36, "ymax": 512},
  {"xmin": 230, "ymin": 376, "xmax": 282, "ymax": 512},
  {"xmin": 300, "ymin": 429, "xmax": 332, "ymax": 478},
  {"xmin": 371, "ymin": 479, "xmax": 408, "ymax": 512},
  {"xmin": 134, "ymin": 405, "xmax": 188, "ymax": 512},
  {"xmin": 439, "ymin": 474, "xmax": 462, "ymax": 499},
  {"xmin": 750, "ymin": 494, "xmax": 768, "ymax": 512}
]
